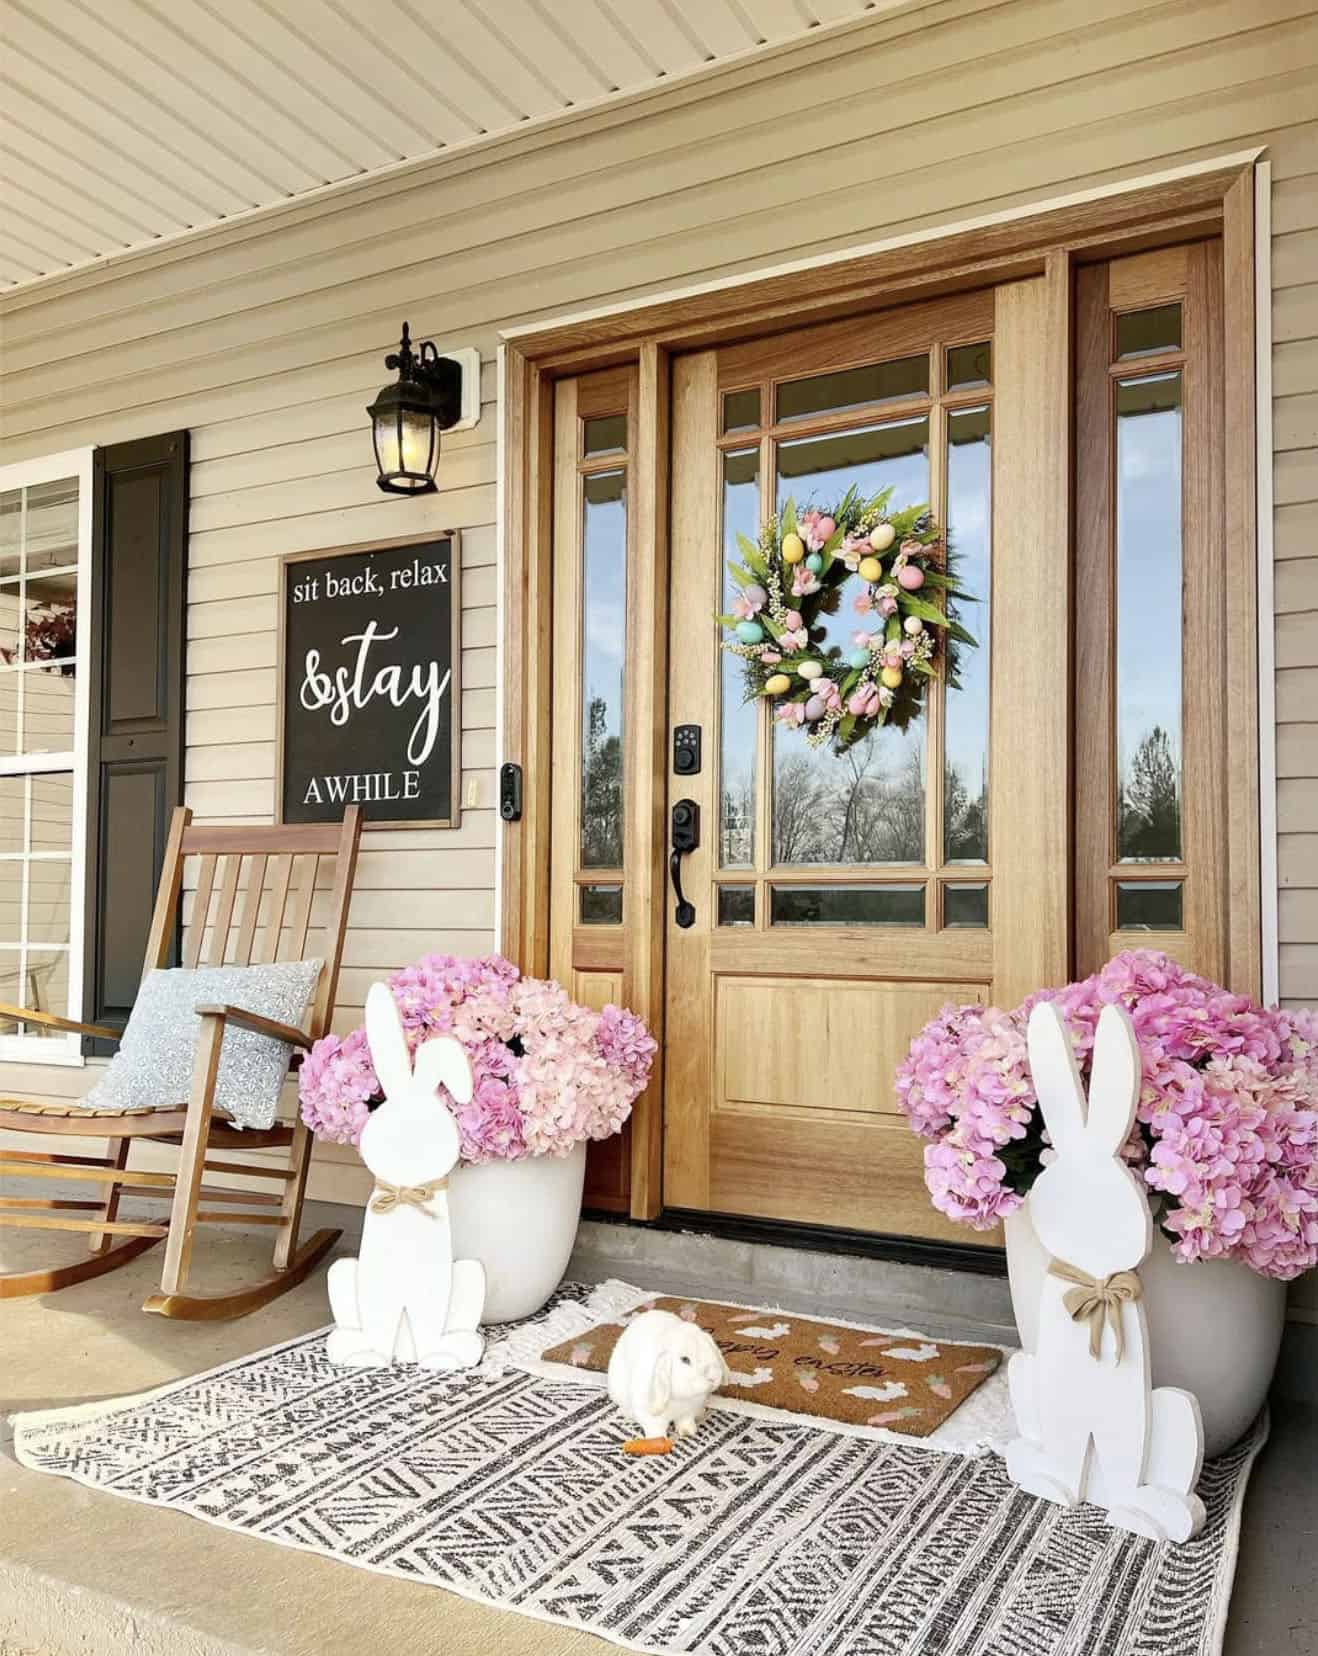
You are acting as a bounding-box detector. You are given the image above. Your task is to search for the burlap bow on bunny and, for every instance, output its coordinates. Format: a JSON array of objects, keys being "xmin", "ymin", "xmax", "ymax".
[
  {"xmin": 369, "ymin": 1178, "xmax": 447, "ymax": 1217},
  {"xmin": 1047, "ymin": 1258, "xmax": 1143, "ymax": 1362}
]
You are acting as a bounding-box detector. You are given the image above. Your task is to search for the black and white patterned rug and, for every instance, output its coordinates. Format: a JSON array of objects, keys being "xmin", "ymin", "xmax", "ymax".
[{"xmin": 11, "ymin": 1297, "xmax": 1263, "ymax": 1656}]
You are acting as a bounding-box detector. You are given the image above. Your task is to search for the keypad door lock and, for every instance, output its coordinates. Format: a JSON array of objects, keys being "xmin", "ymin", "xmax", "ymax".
[{"xmin": 673, "ymin": 723, "xmax": 702, "ymax": 776}]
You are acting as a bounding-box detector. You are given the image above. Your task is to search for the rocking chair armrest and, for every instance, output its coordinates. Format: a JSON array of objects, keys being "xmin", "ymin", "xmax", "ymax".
[
  {"xmin": 0, "ymin": 1002, "xmax": 122, "ymax": 1042},
  {"xmin": 192, "ymin": 1004, "xmax": 314, "ymax": 1051}
]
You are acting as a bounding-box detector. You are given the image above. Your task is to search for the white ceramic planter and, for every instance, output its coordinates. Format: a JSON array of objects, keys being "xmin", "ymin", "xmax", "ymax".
[
  {"xmin": 1005, "ymin": 1206, "xmax": 1285, "ymax": 1458},
  {"xmin": 448, "ymin": 1140, "xmax": 587, "ymax": 1324}
]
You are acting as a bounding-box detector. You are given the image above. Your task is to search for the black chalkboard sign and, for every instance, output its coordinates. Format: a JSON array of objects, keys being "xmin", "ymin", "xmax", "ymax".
[{"xmin": 278, "ymin": 535, "xmax": 461, "ymax": 827}]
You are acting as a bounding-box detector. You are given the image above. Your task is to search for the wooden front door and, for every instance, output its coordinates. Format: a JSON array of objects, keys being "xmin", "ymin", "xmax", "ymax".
[{"xmin": 662, "ymin": 279, "xmax": 1069, "ymax": 1247}]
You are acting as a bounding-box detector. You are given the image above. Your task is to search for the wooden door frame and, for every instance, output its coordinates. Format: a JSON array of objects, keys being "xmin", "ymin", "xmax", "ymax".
[{"xmin": 499, "ymin": 157, "xmax": 1261, "ymax": 1224}]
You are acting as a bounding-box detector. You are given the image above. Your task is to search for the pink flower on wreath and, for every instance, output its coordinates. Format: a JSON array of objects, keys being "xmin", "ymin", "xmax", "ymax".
[
  {"xmin": 759, "ymin": 648, "xmax": 782, "ymax": 665},
  {"xmin": 878, "ymin": 594, "xmax": 899, "ymax": 617},
  {"xmin": 732, "ymin": 591, "xmax": 762, "ymax": 620},
  {"xmin": 779, "ymin": 626, "xmax": 808, "ymax": 652},
  {"xmin": 776, "ymin": 700, "xmax": 808, "ymax": 727},
  {"xmin": 840, "ymin": 537, "xmax": 867, "ymax": 572},
  {"xmin": 791, "ymin": 567, "xmax": 820, "ymax": 598},
  {"xmin": 853, "ymin": 591, "xmax": 873, "ymax": 615}
]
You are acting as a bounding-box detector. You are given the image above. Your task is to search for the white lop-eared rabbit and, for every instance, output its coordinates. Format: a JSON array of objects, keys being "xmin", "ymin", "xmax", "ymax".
[
  {"xmin": 326, "ymin": 982, "xmax": 486, "ymax": 1371},
  {"xmin": 607, "ymin": 1309, "xmax": 728, "ymax": 1439},
  {"xmin": 1006, "ymin": 1000, "xmax": 1205, "ymax": 1541}
]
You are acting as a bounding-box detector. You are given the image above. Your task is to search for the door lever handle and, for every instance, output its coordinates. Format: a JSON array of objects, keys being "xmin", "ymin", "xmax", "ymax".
[
  {"xmin": 670, "ymin": 798, "xmax": 700, "ymax": 929},
  {"xmin": 670, "ymin": 848, "xmax": 696, "ymax": 930}
]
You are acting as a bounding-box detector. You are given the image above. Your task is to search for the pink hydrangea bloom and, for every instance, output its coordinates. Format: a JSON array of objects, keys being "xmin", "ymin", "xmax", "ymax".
[
  {"xmin": 298, "ymin": 954, "xmax": 654, "ymax": 1166},
  {"xmin": 896, "ymin": 950, "xmax": 1318, "ymax": 1278}
]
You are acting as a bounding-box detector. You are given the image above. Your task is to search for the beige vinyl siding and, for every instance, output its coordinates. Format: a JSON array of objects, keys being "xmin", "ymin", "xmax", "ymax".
[{"xmin": 1, "ymin": 0, "xmax": 1316, "ymax": 1210}]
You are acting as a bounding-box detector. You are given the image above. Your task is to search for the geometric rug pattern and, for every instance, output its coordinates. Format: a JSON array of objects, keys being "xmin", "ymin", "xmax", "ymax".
[{"xmin": 12, "ymin": 1310, "xmax": 1264, "ymax": 1656}]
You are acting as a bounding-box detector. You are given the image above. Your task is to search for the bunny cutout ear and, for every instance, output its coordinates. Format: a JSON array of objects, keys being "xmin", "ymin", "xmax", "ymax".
[
  {"xmin": 1026, "ymin": 1001, "xmax": 1088, "ymax": 1157},
  {"xmin": 1083, "ymin": 1001, "xmax": 1142, "ymax": 1157},
  {"xmin": 413, "ymin": 1034, "xmax": 475, "ymax": 1107},
  {"xmin": 365, "ymin": 982, "xmax": 413, "ymax": 1099}
]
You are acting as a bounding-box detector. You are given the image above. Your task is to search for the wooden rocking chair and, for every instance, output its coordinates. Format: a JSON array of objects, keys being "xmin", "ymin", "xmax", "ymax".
[{"xmin": 0, "ymin": 805, "xmax": 362, "ymax": 1319}]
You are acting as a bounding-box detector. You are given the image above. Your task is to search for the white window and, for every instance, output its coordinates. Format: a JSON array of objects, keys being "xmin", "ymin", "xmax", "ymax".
[{"xmin": 0, "ymin": 448, "xmax": 93, "ymax": 1065}]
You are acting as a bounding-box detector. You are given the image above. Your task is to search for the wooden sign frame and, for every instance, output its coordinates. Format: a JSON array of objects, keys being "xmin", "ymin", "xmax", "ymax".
[{"xmin": 276, "ymin": 532, "xmax": 462, "ymax": 831}]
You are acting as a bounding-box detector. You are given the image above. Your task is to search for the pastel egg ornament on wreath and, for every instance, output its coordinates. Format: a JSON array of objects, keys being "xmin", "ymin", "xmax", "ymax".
[{"xmin": 734, "ymin": 620, "xmax": 765, "ymax": 645}]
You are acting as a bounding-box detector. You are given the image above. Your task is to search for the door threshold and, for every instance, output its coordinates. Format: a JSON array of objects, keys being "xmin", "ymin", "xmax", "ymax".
[{"xmin": 583, "ymin": 1205, "xmax": 1007, "ymax": 1277}]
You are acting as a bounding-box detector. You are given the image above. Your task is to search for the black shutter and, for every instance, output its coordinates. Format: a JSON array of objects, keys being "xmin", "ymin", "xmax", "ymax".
[{"xmin": 83, "ymin": 432, "xmax": 188, "ymax": 1053}]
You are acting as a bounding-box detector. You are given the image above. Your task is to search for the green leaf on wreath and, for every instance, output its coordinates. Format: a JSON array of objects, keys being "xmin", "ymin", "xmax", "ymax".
[
  {"xmin": 781, "ymin": 498, "xmax": 798, "ymax": 537},
  {"xmin": 715, "ymin": 613, "xmax": 738, "ymax": 628}
]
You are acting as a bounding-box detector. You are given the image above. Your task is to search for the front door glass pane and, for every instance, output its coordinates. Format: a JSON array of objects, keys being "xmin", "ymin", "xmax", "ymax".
[
  {"xmin": 773, "ymin": 417, "xmax": 930, "ymax": 866},
  {"xmin": 1115, "ymin": 373, "xmax": 1182, "ymax": 861},
  {"xmin": 580, "ymin": 469, "xmax": 626, "ymax": 868},
  {"xmin": 943, "ymin": 405, "xmax": 991, "ymax": 863},
  {"xmin": 720, "ymin": 448, "xmax": 760, "ymax": 869}
]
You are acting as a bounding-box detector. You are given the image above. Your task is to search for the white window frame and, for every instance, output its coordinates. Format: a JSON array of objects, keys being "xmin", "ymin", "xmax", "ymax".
[{"xmin": 0, "ymin": 446, "xmax": 94, "ymax": 1067}]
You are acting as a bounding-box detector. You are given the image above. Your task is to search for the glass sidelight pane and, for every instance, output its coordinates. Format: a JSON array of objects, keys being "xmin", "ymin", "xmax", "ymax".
[
  {"xmin": 580, "ymin": 469, "xmax": 626, "ymax": 869},
  {"xmin": 720, "ymin": 447, "xmax": 761, "ymax": 869},
  {"xmin": 943, "ymin": 406, "xmax": 990, "ymax": 864},
  {"xmin": 776, "ymin": 355, "xmax": 928, "ymax": 423},
  {"xmin": 1115, "ymin": 373, "xmax": 1182, "ymax": 862},
  {"xmin": 1116, "ymin": 879, "xmax": 1183, "ymax": 930},
  {"xmin": 582, "ymin": 414, "xmax": 626, "ymax": 457},
  {"xmin": 771, "ymin": 884, "xmax": 925, "ymax": 926},
  {"xmin": 773, "ymin": 417, "xmax": 930, "ymax": 867},
  {"xmin": 580, "ymin": 884, "xmax": 623, "ymax": 924}
]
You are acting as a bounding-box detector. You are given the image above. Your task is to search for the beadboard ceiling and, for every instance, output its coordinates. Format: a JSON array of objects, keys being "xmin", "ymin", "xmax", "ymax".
[{"xmin": 0, "ymin": 0, "xmax": 889, "ymax": 291}]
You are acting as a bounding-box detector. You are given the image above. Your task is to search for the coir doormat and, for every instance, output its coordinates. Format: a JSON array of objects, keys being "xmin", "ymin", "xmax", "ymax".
[
  {"xmin": 539, "ymin": 1290, "xmax": 1001, "ymax": 1438},
  {"xmin": 10, "ymin": 1297, "xmax": 1265, "ymax": 1656}
]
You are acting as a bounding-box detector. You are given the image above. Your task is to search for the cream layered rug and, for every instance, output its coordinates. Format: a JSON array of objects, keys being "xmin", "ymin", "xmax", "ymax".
[{"xmin": 10, "ymin": 1284, "xmax": 1265, "ymax": 1656}]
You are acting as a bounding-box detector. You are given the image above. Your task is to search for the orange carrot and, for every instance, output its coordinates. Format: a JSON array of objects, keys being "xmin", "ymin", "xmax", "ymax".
[{"xmin": 622, "ymin": 1436, "xmax": 673, "ymax": 1456}]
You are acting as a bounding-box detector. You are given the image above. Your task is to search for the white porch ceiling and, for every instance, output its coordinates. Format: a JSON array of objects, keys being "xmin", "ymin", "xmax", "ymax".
[{"xmin": 0, "ymin": 0, "xmax": 884, "ymax": 291}]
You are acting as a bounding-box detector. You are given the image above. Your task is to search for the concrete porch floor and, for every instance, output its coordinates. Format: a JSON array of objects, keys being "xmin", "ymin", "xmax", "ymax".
[{"xmin": 2, "ymin": 1203, "xmax": 1315, "ymax": 1656}]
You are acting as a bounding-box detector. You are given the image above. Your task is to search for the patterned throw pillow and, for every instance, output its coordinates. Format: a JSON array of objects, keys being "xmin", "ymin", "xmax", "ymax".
[{"xmin": 83, "ymin": 961, "xmax": 323, "ymax": 1130}]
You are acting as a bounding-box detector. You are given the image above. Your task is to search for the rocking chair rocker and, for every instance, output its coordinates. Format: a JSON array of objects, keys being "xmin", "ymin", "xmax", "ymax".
[{"xmin": 0, "ymin": 805, "xmax": 362, "ymax": 1319}]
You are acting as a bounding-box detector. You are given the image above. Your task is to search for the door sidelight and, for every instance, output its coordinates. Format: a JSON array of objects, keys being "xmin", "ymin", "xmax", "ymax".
[{"xmin": 670, "ymin": 798, "xmax": 700, "ymax": 929}]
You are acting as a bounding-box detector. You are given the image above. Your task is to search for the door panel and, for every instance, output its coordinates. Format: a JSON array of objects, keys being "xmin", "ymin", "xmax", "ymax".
[{"xmin": 664, "ymin": 279, "xmax": 1069, "ymax": 1244}]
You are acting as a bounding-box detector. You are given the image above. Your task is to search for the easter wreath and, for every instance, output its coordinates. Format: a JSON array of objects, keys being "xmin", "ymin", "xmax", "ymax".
[{"xmin": 717, "ymin": 484, "xmax": 975, "ymax": 753}]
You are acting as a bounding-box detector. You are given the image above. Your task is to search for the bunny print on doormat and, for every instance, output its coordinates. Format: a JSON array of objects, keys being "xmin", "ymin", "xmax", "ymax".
[
  {"xmin": 326, "ymin": 982, "xmax": 486, "ymax": 1371},
  {"xmin": 1005, "ymin": 1000, "xmax": 1206, "ymax": 1542}
]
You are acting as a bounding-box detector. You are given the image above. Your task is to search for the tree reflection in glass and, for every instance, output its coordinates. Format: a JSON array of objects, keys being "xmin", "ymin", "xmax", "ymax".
[
  {"xmin": 580, "ymin": 470, "xmax": 625, "ymax": 868},
  {"xmin": 1116, "ymin": 374, "xmax": 1182, "ymax": 862}
]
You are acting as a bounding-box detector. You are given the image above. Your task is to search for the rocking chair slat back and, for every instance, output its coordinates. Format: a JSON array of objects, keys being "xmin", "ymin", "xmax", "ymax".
[
  {"xmin": 185, "ymin": 856, "xmax": 217, "ymax": 969},
  {"xmin": 153, "ymin": 807, "xmax": 361, "ymax": 1042}
]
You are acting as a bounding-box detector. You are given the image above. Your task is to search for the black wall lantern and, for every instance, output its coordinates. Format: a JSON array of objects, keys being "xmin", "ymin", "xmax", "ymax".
[{"xmin": 368, "ymin": 322, "xmax": 466, "ymax": 496}]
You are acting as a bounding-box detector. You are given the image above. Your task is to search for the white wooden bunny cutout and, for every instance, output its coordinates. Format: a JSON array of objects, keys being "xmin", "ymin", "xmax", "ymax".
[
  {"xmin": 1005, "ymin": 1000, "xmax": 1206, "ymax": 1542},
  {"xmin": 326, "ymin": 982, "xmax": 486, "ymax": 1370}
]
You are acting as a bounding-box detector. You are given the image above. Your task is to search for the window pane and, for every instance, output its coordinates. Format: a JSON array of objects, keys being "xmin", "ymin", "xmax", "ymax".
[
  {"xmin": 777, "ymin": 355, "xmax": 928, "ymax": 423},
  {"xmin": 720, "ymin": 447, "xmax": 760, "ymax": 869},
  {"xmin": 943, "ymin": 882, "xmax": 989, "ymax": 928},
  {"xmin": 23, "ymin": 950, "xmax": 69, "ymax": 1027},
  {"xmin": 1116, "ymin": 879, "xmax": 1183, "ymax": 930},
  {"xmin": 583, "ymin": 415, "xmax": 626, "ymax": 458},
  {"xmin": 771, "ymin": 884, "xmax": 924, "ymax": 926},
  {"xmin": 1116, "ymin": 304, "xmax": 1182, "ymax": 360},
  {"xmin": 579, "ymin": 884, "xmax": 623, "ymax": 924},
  {"xmin": 22, "ymin": 572, "xmax": 77, "ymax": 663},
  {"xmin": 579, "ymin": 469, "xmax": 626, "ymax": 869},
  {"xmin": 0, "ymin": 670, "xmax": 17, "ymax": 759},
  {"xmin": 943, "ymin": 405, "xmax": 990, "ymax": 864},
  {"xmin": 774, "ymin": 417, "xmax": 930, "ymax": 867},
  {"xmin": 722, "ymin": 389, "xmax": 760, "ymax": 434},
  {"xmin": 0, "ymin": 577, "xmax": 19, "ymax": 660},
  {"xmin": 1116, "ymin": 373, "xmax": 1182, "ymax": 861},
  {"xmin": 0, "ymin": 777, "xmax": 24, "ymax": 853},
  {"xmin": 717, "ymin": 885, "xmax": 755, "ymax": 926},
  {"xmin": 29, "ymin": 774, "xmax": 72, "ymax": 851},
  {"xmin": 0, "ymin": 860, "xmax": 21, "ymax": 947},
  {"xmin": 945, "ymin": 341, "xmax": 992, "ymax": 391},
  {"xmin": 22, "ymin": 664, "xmax": 77, "ymax": 755},
  {"xmin": 0, "ymin": 952, "xmax": 20, "ymax": 1024},
  {"xmin": 0, "ymin": 490, "xmax": 20, "ymax": 581}
]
